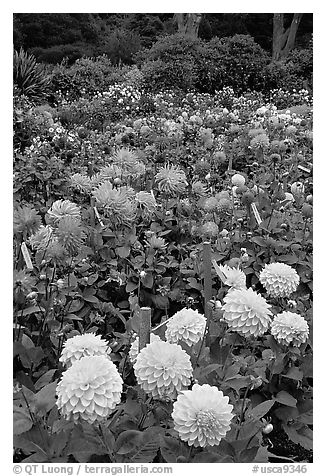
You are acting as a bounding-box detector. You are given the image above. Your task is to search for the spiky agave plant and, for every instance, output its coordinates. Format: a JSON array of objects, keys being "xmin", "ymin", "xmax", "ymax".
[{"xmin": 13, "ymin": 48, "xmax": 52, "ymax": 100}]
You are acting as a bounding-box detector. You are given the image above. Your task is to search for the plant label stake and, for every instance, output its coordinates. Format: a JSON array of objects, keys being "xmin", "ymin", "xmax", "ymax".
[
  {"xmin": 93, "ymin": 206, "xmax": 104, "ymax": 227},
  {"xmin": 139, "ymin": 307, "xmax": 151, "ymax": 352},
  {"xmin": 298, "ymin": 165, "xmax": 311, "ymax": 174},
  {"xmin": 203, "ymin": 242, "xmax": 212, "ymax": 319},
  {"xmin": 21, "ymin": 242, "xmax": 33, "ymax": 270},
  {"xmin": 251, "ymin": 203, "xmax": 262, "ymax": 225}
]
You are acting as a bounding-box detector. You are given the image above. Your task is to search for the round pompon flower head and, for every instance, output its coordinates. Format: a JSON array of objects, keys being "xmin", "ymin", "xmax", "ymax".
[
  {"xmin": 231, "ymin": 173, "xmax": 245, "ymax": 187},
  {"xmin": 222, "ymin": 288, "xmax": 272, "ymax": 337},
  {"xmin": 219, "ymin": 265, "xmax": 246, "ymax": 291},
  {"xmin": 259, "ymin": 263, "xmax": 299, "ymax": 298},
  {"xmin": 56, "ymin": 355, "xmax": 122, "ymax": 424},
  {"xmin": 271, "ymin": 311, "xmax": 309, "ymax": 346},
  {"xmin": 165, "ymin": 308, "xmax": 206, "ymax": 346},
  {"xmin": 134, "ymin": 341, "xmax": 193, "ymax": 400},
  {"xmin": 172, "ymin": 384, "xmax": 234, "ymax": 447},
  {"xmin": 129, "ymin": 333, "xmax": 161, "ymax": 365},
  {"xmin": 59, "ymin": 333, "xmax": 111, "ymax": 368}
]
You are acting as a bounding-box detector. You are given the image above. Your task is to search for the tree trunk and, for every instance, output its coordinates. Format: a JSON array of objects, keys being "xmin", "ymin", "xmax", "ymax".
[
  {"xmin": 174, "ymin": 13, "xmax": 202, "ymax": 37},
  {"xmin": 272, "ymin": 13, "xmax": 303, "ymax": 61}
]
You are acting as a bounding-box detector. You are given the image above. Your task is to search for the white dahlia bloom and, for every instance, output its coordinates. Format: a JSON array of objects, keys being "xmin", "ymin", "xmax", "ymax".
[
  {"xmin": 134, "ymin": 341, "xmax": 193, "ymax": 400},
  {"xmin": 165, "ymin": 308, "xmax": 206, "ymax": 346},
  {"xmin": 259, "ymin": 263, "xmax": 299, "ymax": 298},
  {"xmin": 222, "ymin": 288, "xmax": 272, "ymax": 337},
  {"xmin": 47, "ymin": 200, "xmax": 81, "ymax": 225},
  {"xmin": 129, "ymin": 333, "xmax": 161, "ymax": 364},
  {"xmin": 56, "ymin": 355, "xmax": 123, "ymax": 424},
  {"xmin": 271, "ymin": 311, "xmax": 309, "ymax": 346},
  {"xmin": 59, "ymin": 333, "xmax": 111, "ymax": 368},
  {"xmin": 219, "ymin": 265, "xmax": 247, "ymax": 290},
  {"xmin": 172, "ymin": 384, "xmax": 234, "ymax": 447}
]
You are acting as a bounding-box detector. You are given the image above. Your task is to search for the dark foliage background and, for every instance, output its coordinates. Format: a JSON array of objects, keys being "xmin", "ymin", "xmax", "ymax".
[{"xmin": 14, "ymin": 13, "xmax": 313, "ymax": 65}]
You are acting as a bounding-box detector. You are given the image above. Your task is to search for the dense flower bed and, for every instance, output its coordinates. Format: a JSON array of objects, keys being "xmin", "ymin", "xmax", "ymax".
[{"xmin": 13, "ymin": 82, "xmax": 312, "ymax": 464}]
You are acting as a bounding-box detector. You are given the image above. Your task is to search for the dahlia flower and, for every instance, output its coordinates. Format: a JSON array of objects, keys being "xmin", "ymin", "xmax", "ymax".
[
  {"xmin": 259, "ymin": 263, "xmax": 299, "ymax": 298},
  {"xmin": 13, "ymin": 206, "xmax": 41, "ymax": 237},
  {"xmin": 172, "ymin": 384, "xmax": 234, "ymax": 447},
  {"xmin": 147, "ymin": 236, "xmax": 167, "ymax": 250},
  {"xmin": 231, "ymin": 174, "xmax": 245, "ymax": 187},
  {"xmin": 222, "ymin": 288, "xmax": 272, "ymax": 337},
  {"xmin": 155, "ymin": 164, "xmax": 188, "ymax": 195},
  {"xmin": 270, "ymin": 311, "xmax": 309, "ymax": 346},
  {"xmin": 165, "ymin": 308, "xmax": 206, "ymax": 346},
  {"xmin": 135, "ymin": 191, "xmax": 157, "ymax": 213},
  {"xmin": 70, "ymin": 173, "xmax": 92, "ymax": 193},
  {"xmin": 54, "ymin": 217, "xmax": 85, "ymax": 255},
  {"xmin": 201, "ymin": 221, "xmax": 219, "ymax": 238},
  {"xmin": 203, "ymin": 197, "xmax": 219, "ymax": 212},
  {"xmin": 250, "ymin": 133, "xmax": 270, "ymax": 149},
  {"xmin": 56, "ymin": 355, "xmax": 122, "ymax": 424},
  {"xmin": 216, "ymin": 198, "xmax": 232, "ymax": 216},
  {"xmin": 47, "ymin": 200, "xmax": 81, "ymax": 225},
  {"xmin": 13, "ymin": 269, "xmax": 36, "ymax": 294},
  {"xmin": 192, "ymin": 180, "xmax": 209, "ymax": 197},
  {"xmin": 129, "ymin": 333, "xmax": 161, "ymax": 364},
  {"xmin": 134, "ymin": 341, "xmax": 193, "ymax": 400},
  {"xmin": 60, "ymin": 333, "xmax": 112, "ymax": 368},
  {"xmin": 219, "ymin": 265, "xmax": 246, "ymax": 290},
  {"xmin": 29, "ymin": 225, "xmax": 54, "ymax": 251},
  {"xmin": 111, "ymin": 148, "xmax": 145, "ymax": 177},
  {"xmin": 92, "ymin": 181, "xmax": 137, "ymax": 225},
  {"xmin": 291, "ymin": 182, "xmax": 305, "ymax": 196}
]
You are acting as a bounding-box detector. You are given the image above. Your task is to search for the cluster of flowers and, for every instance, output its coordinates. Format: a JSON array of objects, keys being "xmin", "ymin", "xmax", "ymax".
[
  {"xmin": 220, "ymin": 261, "xmax": 309, "ymax": 345},
  {"xmin": 55, "ymin": 307, "xmax": 235, "ymax": 447}
]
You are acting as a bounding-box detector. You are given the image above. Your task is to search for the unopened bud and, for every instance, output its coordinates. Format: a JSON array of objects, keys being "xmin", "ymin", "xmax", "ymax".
[{"xmin": 262, "ymin": 423, "xmax": 273, "ymax": 435}]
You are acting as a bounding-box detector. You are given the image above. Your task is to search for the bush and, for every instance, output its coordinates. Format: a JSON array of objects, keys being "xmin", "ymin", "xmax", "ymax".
[
  {"xmin": 263, "ymin": 46, "xmax": 313, "ymax": 94},
  {"xmin": 101, "ymin": 28, "xmax": 142, "ymax": 65},
  {"xmin": 205, "ymin": 34, "xmax": 270, "ymax": 93},
  {"xmin": 49, "ymin": 55, "xmax": 129, "ymax": 100},
  {"xmin": 138, "ymin": 34, "xmax": 206, "ymax": 92},
  {"xmin": 13, "ymin": 48, "xmax": 52, "ymax": 101},
  {"xmin": 138, "ymin": 33, "xmax": 271, "ymax": 94}
]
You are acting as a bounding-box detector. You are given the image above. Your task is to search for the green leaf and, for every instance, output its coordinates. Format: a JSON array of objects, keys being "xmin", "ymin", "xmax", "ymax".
[
  {"xmin": 115, "ymin": 430, "xmax": 143, "ymax": 455},
  {"xmin": 237, "ymin": 446, "xmax": 259, "ymax": 463},
  {"xmin": 151, "ymin": 294, "xmax": 169, "ymax": 309},
  {"xmin": 21, "ymin": 305, "xmax": 45, "ymax": 316},
  {"xmin": 282, "ymin": 423, "xmax": 313, "ymax": 450},
  {"xmin": 249, "ymin": 400, "xmax": 275, "ymax": 420},
  {"xmin": 282, "ymin": 367, "xmax": 303, "ymax": 381},
  {"xmin": 21, "ymin": 334, "xmax": 35, "ymax": 349},
  {"xmin": 35, "ymin": 369, "xmax": 57, "ymax": 390},
  {"xmin": 141, "ymin": 272, "xmax": 154, "ymax": 289},
  {"xmin": 131, "ymin": 440, "xmax": 159, "ymax": 463},
  {"xmin": 274, "ymin": 391, "xmax": 297, "ymax": 408},
  {"xmin": 33, "ymin": 381, "xmax": 58, "ymax": 416},
  {"xmin": 13, "ymin": 406, "xmax": 33, "ymax": 435},
  {"xmin": 116, "ymin": 246, "xmax": 131, "ymax": 258},
  {"xmin": 159, "ymin": 436, "xmax": 185, "ymax": 463}
]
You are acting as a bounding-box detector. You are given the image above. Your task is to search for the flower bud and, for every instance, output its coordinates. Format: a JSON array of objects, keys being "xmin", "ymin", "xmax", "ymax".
[
  {"xmin": 302, "ymin": 203, "xmax": 313, "ymax": 219},
  {"xmin": 262, "ymin": 423, "xmax": 273, "ymax": 435}
]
